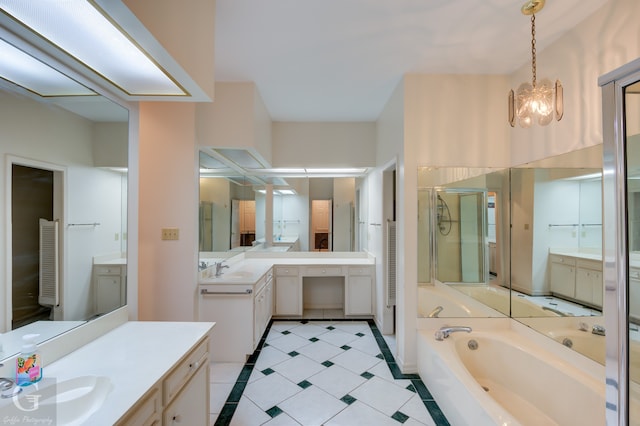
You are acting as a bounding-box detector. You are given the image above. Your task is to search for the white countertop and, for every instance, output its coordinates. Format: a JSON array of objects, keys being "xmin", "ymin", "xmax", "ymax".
[
  {"xmin": 549, "ymin": 249, "xmax": 602, "ymax": 261},
  {"xmin": 42, "ymin": 321, "xmax": 214, "ymax": 425},
  {"xmin": 199, "ymin": 254, "xmax": 375, "ymax": 285}
]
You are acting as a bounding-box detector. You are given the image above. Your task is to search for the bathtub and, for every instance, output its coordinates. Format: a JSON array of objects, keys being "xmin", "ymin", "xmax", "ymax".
[
  {"xmin": 452, "ymin": 284, "xmax": 561, "ymax": 317},
  {"xmin": 418, "ymin": 283, "xmax": 503, "ymax": 318},
  {"xmin": 417, "ymin": 327, "xmax": 605, "ymax": 425}
]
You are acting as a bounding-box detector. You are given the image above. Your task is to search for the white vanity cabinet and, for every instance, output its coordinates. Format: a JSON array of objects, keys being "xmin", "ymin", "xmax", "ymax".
[
  {"xmin": 575, "ymin": 259, "xmax": 603, "ymax": 308},
  {"xmin": 93, "ymin": 263, "xmax": 127, "ymax": 315},
  {"xmin": 549, "ymin": 255, "xmax": 576, "ymax": 299},
  {"xmin": 346, "ymin": 266, "xmax": 374, "ymax": 315},
  {"xmin": 630, "ymin": 267, "xmax": 640, "ymax": 322},
  {"xmin": 274, "ymin": 266, "xmax": 301, "ymax": 315},
  {"xmin": 199, "ymin": 268, "xmax": 274, "ymax": 362},
  {"xmin": 254, "ymin": 270, "xmax": 274, "ymax": 345},
  {"xmin": 116, "ymin": 336, "xmax": 210, "ymax": 426},
  {"xmin": 549, "ymin": 253, "xmax": 603, "ymax": 308}
]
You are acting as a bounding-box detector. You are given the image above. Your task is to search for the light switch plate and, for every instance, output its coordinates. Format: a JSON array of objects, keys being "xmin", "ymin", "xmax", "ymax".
[{"xmin": 161, "ymin": 227, "xmax": 179, "ymax": 240}]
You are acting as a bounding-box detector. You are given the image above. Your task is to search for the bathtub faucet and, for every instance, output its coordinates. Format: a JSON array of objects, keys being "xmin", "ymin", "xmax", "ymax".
[
  {"xmin": 427, "ymin": 306, "xmax": 444, "ymax": 318},
  {"xmin": 592, "ymin": 324, "xmax": 606, "ymax": 336},
  {"xmin": 435, "ymin": 326, "xmax": 472, "ymax": 341}
]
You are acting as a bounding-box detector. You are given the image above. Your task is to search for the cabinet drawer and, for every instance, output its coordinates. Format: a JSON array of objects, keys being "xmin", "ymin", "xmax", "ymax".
[
  {"xmin": 577, "ymin": 259, "xmax": 602, "ymax": 271},
  {"xmin": 163, "ymin": 338, "xmax": 209, "ymax": 404},
  {"xmin": 348, "ymin": 266, "xmax": 372, "ymax": 276},
  {"xmin": 304, "ymin": 266, "xmax": 344, "ymax": 276},
  {"xmin": 549, "ymin": 255, "xmax": 576, "ymax": 266},
  {"xmin": 116, "ymin": 385, "xmax": 161, "ymax": 426},
  {"xmin": 94, "ymin": 265, "xmax": 122, "ymax": 275},
  {"xmin": 631, "ymin": 268, "xmax": 640, "ymax": 280},
  {"xmin": 275, "ymin": 266, "xmax": 298, "ymax": 276}
]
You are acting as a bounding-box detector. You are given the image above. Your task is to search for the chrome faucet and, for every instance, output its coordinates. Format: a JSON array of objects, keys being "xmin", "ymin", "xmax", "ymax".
[
  {"xmin": 435, "ymin": 326, "xmax": 472, "ymax": 341},
  {"xmin": 427, "ymin": 306, "xmax": 444, "ymax": 318},
  {"xmin": 592, "ymin": 324, "xmax": 606, "ymax": 336},
  {"xmin": 198, "ymin": 261, "xmax": 208, "ymax": 271},
  {"xmin": 0, "ymin": 364, "xmax": 21, "ymax": 399},
  {"xmin": 215, "ymin": 261, "xmax": 229, "ymax": 277}
]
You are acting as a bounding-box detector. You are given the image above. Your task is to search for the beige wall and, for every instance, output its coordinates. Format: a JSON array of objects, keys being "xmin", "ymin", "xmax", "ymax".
[
  {"xmin": 138, "ymin": 102, "xmax": 199, "ymax": 321},
  {"xmin": 272, "ymin": 122, "xmax": 376, "ymax": 167}
]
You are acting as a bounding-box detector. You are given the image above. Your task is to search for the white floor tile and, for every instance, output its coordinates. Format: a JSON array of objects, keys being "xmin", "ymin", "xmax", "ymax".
[
  {"xmin": 243, "ymin": 372, "xmax": 302, "ymax": 411},
  {"xmin": 271, "ymin": 322, "xmax": 302, "ymax": 332},
  {"xmin": 367, "ymin": 360, "xmax": 395, "ymax": 381},
  {"xmin": 348, "ymin": 335, "xmax": 382, "ymax": 356},
  {"xmin": 266, "ymin": 333, "xmax": 313, "ymax": 354},
  {"xmin": 263, "ymin": 412, "xmax": 302, "ymax": 425},
  {"xmin": 210, "ymin": 362, "xmax": 244, "ymax": 383},
  {"xmin": 295, "ymin": 340, "xmax": 344, "ymax": 363},
  {"xmin": 288, "ymin": 323, "xmax": 330, "ymax": 339},
  {"xmin": 210, "ymin": 382, "xmax": 234, "ymax": 414},
  {"xmin": 350, "ymin": 376, "xmax": 415, "ymax": 416},
  {"xmin": 332, "ymin": 322, "xmax": 370, "ymax": 334},
  {"xmin": 307, "ymin": 364, "xmax": 367, "ymax": 398},
  {"xmin": 230, "ymin": 396, "xmax": 272, "ymax": 426},
  {"xmin": 254, "ymin": 346, "xmax": 291, "ymax": 370},
  {"xmin": 317, "ymin": 329, "xmax": 359, "ymax": 347},
  {"xmin": 330, "ymin": 348, "xmax": 382, "ymax": 375},
  {"xmin": 249, "ymin": 367, "xmax": 265, "ymax": 383},
  {"xmin": 278, "ymin": 386, "xmax": 347, "ymax": 426},
  {"xmin": 271, "ymin": 354, "xmax": 325, "ymax": 384},
  {"xmin": 400, "ymin": 394, "xmax": 436, "ymax": 425},
  {"xmin": 324, "ymin": 400, "xmax": 399, "ymax": 426}
]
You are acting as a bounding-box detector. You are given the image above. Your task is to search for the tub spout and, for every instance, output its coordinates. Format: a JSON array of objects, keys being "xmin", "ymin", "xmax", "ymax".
[
  {"xmin": 427, "ymin": 306, "xmax": 444, "ymax": 318},
  {"xmin": 435, "ymin": 326, "xmax": 472, "ymax": 341},
  {"xmin": 592, "ymin": 325, "xmax": 606, "ymax": 336}
]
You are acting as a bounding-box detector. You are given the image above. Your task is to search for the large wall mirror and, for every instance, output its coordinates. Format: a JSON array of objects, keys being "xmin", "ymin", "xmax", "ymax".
[
  {"xmin": 417, "ymin": 144, "xmax": 604, "ymax": 363},
  {"xmin": 0, "ymin": 55, "xmax": 129, "ymax": 359},
  {"xmin": 199, "ymin": 148, "xmax": 361, "ymax": 267}
]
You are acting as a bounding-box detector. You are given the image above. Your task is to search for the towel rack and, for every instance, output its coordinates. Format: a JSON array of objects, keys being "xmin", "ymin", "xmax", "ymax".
[
  {"xmin": 68, "ymin": 222, "xmax": 100, "ymax": 227},
  {"xmin": 200, "ymin": 288, "xmax": 252, "ymax": 295}
]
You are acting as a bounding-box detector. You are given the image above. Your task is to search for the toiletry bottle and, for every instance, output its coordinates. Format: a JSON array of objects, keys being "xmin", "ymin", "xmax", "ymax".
[{"xmin": 16, "ymin": 334, "xmax": 42, "ymax": 386}]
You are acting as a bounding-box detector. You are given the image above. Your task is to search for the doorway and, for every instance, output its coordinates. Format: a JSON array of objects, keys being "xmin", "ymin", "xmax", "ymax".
[
  {"xmin": 11, "ymin": 164, "xmax": 54, "ymax": 329},
  {"xmin": 311, "ymin": 199, "xmax": 332, "ymax": 251}
]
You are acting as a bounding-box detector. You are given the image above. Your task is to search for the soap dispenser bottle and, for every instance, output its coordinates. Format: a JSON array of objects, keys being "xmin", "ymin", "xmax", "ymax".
[{"xmin": 16, "ymin": 334, "xmax": 42, "ymax": 386}]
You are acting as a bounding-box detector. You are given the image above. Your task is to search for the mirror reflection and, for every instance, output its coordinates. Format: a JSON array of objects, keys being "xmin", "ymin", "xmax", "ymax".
[
  {"xmin": 626, "ymin": 80, "xmax": 640, "ymax": 422},
  {"xmin": 1, "ymin": 84, "xmax": 129, "ymax": 360},
  {"xmin": 198, "ymin": 149, "xmax": 360, "ymax": 266},
  {"xmin": 417, "ymin": 145, "xmax": 605, "ymax": 363}
]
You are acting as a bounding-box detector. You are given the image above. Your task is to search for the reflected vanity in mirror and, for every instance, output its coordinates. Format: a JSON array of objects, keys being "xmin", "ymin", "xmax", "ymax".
[
  {"xmin": 417, "ymin": 144, "xmax": 605, "ymax": 364},
  {"xmin": 198, "ymin": 148, "xmax": 362, "ymax": 268},
  {"xmin": 1, "ymin": 55, "xmax": 129, "ymax": 360}
]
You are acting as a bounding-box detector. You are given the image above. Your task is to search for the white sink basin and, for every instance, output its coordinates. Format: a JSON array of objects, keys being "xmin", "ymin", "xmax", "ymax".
[
  {"xmin": 223, "ymin": 271, "xmax": 254, "ymax": 280},
  {"xmin": 0, "ymin": 375, "xmax": 112, "ymax": 425}
]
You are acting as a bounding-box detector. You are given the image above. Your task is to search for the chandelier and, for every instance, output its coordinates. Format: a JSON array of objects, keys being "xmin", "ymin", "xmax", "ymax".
[{"xmin": 508, "ymin": 0, "xmax": 563, "ymax": 128}]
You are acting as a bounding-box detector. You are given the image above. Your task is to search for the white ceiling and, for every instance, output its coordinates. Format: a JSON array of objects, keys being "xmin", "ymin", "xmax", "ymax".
[{"xmin": 214, "ymin": 0, "xmax": 610, "ymax": 122}]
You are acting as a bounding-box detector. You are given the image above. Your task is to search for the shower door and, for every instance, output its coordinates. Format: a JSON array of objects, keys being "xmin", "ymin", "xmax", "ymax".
[{"xmin": 601, "ymin": 58, "xmax": 640, "ymax": 426}]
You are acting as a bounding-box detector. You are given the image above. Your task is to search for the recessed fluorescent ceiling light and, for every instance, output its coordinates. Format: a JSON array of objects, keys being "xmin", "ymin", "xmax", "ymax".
[
  {"xmin": 305, "ymin": 168, "xmax": 367, "ymax": 174},
  {"xmin": 277, "ymin": 189, "xmax": 296, "ymax": 195},
  {"xmin": 0, "ymin": 38, "xmax": 94, "ymax": 96},
  {"xmin": 0, "ymin": 0, "xmax": 187, "ymax": 96}
]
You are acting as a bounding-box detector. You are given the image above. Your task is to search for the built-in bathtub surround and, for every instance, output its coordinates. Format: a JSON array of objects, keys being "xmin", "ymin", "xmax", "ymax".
[
  {"xmin": 214, "ymin": 319, "xmax": 447, "ymax": 425},
  {"xmin": 417, "ymin": 320, "xmax": 605, "ymax": 426}
]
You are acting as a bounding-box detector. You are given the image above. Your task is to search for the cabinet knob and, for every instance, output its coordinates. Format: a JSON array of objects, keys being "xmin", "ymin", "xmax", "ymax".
[
  {"xmin": 172, "ymin": 414, "xmax": 182, "ymax": 423},
  {"xmin": 189, "ymin": 361, "xmax": 199, "ymax": 370}
]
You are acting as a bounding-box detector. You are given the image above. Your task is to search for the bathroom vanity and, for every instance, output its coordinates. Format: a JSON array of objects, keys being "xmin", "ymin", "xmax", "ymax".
[
  {"xmin": 549, "ymin": 250, "xmax": 603, "ymax": 309},
  {"xmin": 198, "ymin": 252, "xmax": 375, "ymax": 362},
  {"xmin": 0, "ymin": 311, "xmax": 214, "ymax": 425}
]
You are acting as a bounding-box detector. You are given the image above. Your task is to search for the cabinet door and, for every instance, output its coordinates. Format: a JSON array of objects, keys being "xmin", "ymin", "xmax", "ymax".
[
  {"xmin": 550, "ymin": 262, "xmax": 576, "ymax": 298},
  {"xmin": 275, "ymin": 276, "xmax": 300, "ymax": 315},
  {"xmin": 590, "ymin": 269, "xmax": 603, "ymax": 307},
  {"xmin": 96, "ymin": 275, "xmax": 122, "ymax": 314},
  {"xmin": 254, "ymin": 284, "xmax": 267, "ymax": 345},
  {"xmin": 575, "ymin": 267, "xmax": 594, "ymax": 304},
  {"xmin": 163, "ymin": 363, "xmax": 208, "ymax": 426},
  {"xmin": 346, "ymin": 275, "xmax": 373, "ymax": 315},
  {"xmin": 631, "ymin": 268, "xmax": 640, "ymax": 321}
]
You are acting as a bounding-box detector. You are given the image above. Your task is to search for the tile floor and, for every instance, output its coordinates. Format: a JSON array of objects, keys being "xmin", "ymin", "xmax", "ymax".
[{"xmin": 210, "ymin": 320, "xmax": 449, "ymax": 426}]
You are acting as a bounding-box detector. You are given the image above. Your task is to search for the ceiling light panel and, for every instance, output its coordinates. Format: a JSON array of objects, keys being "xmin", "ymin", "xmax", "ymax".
[
  {"xmin": 0, "ymin": 0, "xmax": 187, "ymax": 96},
  {"xmin": 0, "ymin": 37, "xmax": 94, "ymax": 96}
]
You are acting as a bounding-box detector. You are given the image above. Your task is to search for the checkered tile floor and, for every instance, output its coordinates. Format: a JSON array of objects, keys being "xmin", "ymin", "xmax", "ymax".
[{"xmin": 211, "ymin": 320, "xmax": 449, "ymax": 425}]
